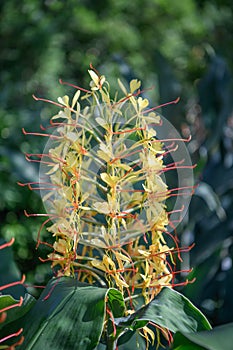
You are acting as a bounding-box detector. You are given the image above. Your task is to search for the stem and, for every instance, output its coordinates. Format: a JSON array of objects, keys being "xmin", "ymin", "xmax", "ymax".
[{"xmin": 106, "ymin": 337, "xmax": 117, "ymax": 350}]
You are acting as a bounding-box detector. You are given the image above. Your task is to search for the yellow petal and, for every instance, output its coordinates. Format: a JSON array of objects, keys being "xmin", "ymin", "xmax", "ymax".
[
  {"xmin": 71, "ymin": 90, "xmax": 80, "ymax": 108},
  {"xmin": 58, "ymin": 95, "xmax": 69, "ymax": 107},
  {"xmin": 97, "ymin": 150, "xmax": 111, "ymax": 162},
  {"xmin": 93, "ymin": 201, "xmax": 110, "ymax": 214},
  {"xmin": 100, "ymin": 173, "xmax": 118, "ymax": 187},
  {"xmin": 103, "ymin": 255, "xmax": 116, "ymax": 270},
  {"xmin": 130, "ymin": 79, "xmax": 141, "ymax": 93},
  {"xmin": 91, "ymin": 260, "xmax": 106, "ymax": 272},
  {"xmin": 96, "ymin": 117, "xmax": 109, "ymax": 130},
  {"xmin": 118, "ymin": 78, "xmax": 128, "ymax": 95},
  {"xmin": 88, "ymin": 70, "xmax": 99, "ymax": 86},
  {"xmin": 138, "ymin": 97, "xmax": 149, "ymax": 110},
  {"xmin": 115, "ymin": 251, "xmax": 131, "ymax": 263}
]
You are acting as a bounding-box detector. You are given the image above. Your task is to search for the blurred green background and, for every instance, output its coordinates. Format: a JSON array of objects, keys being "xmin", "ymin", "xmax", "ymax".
[{"xmin": 0, "ymin": 0, "xmax": 233, "ymax": 328}]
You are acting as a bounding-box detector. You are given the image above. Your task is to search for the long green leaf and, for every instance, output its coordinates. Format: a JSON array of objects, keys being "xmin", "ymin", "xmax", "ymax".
[
  {"xmin": 115, "ymin": 287, "xmax": 211, "ymax": 340},
  {"xmin": 19, "ymin": 277, "xmax": 123, "ymax": 350},
  {"xmin": 172, "ymin": 322, "xmax": 233, "ymax": 350}
]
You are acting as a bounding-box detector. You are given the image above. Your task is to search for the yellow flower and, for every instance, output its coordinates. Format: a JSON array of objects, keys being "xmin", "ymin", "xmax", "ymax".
[{"xmin": 91, "ymin": 254, "xmax": 129, "ymax": 290}]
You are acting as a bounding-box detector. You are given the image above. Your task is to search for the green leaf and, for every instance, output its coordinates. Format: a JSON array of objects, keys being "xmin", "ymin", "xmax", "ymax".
[
  {"xmin": 19, "ymin": 277, "xmax": 123, "ymax": 350},
  {"xmin": 0, "ymin": 294, "xmax": 35, "ymax": 330},
  {"xmin": 115, "ymin": 287, "xmax": 211, "ymax": 339},
  {"xmin": 172, "ymin": 322, "xmax": 233, "ymax": 350},
  {"xmin": 173, "ymin": 343, "xmax": 205, "ymax": 350},
  {"xmin": 107, "ymin": 288, "xmax": 125, "ymax": 318}
]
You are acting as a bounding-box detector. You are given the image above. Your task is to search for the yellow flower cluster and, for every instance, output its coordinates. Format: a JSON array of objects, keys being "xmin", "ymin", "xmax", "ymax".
[{"xmin": 36, "ymin": 69, "xmax": 176, "ymax": 307}]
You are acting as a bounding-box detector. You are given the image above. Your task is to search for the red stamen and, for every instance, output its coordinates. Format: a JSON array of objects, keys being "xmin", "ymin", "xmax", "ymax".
[
  {"xmin": 165, "ymin": 141, "xmax": 176, "ymax": 149},
  {"xmin": 25, "ymin": 152, "xmax": 67, "ymax": 164},
  {"xmin": 169, "ymin": 278, "xmax": 196, "ymax": 288},
  {"xmin": 23, "ymin": 211, "xmax": 60, "ymax": 249},
  {"xmin": 143, "ymin": 97, "xmax": 180, "ymax": 114},
  {"xmin": 152, "ymin": 268, "xmax": 192, "ymax": 283},
  {"xmin": 161, "ymin": 163, "xmax": 197, "ymax": 174},
  {"xmin": 23, "ymin": 283, "xmax": 45, "ymax": 289},
  {"xmin": 120, "ymin": 161, "xmax": 142, "ymax": 179},
  {"xmin": 49, "ymin": 120, "xmax": 80, "ymax": 128},
  {"xmin": 168, "ymin": 185, "xmax": 197, "ymax": 193},
  {"xmin": 25, "ymin": 155, "xmax": 54, "ymax": 165},
  {"xmin": 37, "ymin": 240, "xmax": 54, "ymax": 250},
  {"xmin": 110, "ymin": 126, "xmax": 146, "ymax": 135},
  {"xmin": 24, "ymin": 210, "xmax": 57, "ymax": 218},
  {"xmin": 59, "ymin": 79, "xmax": 91, "ymax": 93},
  {"xmin": 18, "ymin": 181, "xmax": 61, "ymax": 192},
  {"xmin": 162, "ymin": 144, "xmax": 179, "ymax": 157},
  {"xmin": 0, "ymin": 328, "xmax": 23, "ymax": 344},
  {"xmin": 0, "ymin": 275, "xmax": 25, "ymax": 291},
  {"xmin": 149, "ymin": 321, "xmax": 173, "ymax": 344},
  {"xmin": 0, "ymin": 297, "xmax": 23, "ymax": 314},
  {"xmin": 152, "ymin": 243, "xmax": 195, "ymax": 260},
  {"xmin": 42, "ymin": 277, "xmax": 61, "ymax": 301},
  {"xmin": 0, "ymin": 312, "xmax": 7, "ymax": 323},
  {"xmin": 22, "ymin": 128, "xmax": 62, "ymax": 139},
  {"xmin": 11, "ymin": 335, "xmax": 25, "ymax": 347},
  {"xmin": 165, "ymin": 159, "xmax": 185, "ymax": 168},
  {"xmin": 33, "ymin": 94, "xmax": 64, "ymax": 108},
  {"xmin": 164, "ymin": 230, "xmax": 182, "ymax": 262},
  {"xmin": 106, "ymin": 306, "xmax": 117, "ymax": 337},
  {"xmin": 167, "ymin": 205, "xmax": 185, "ymax": 215},
  {"xmin": 125, "ymin": 287, "xmax": 134, "ymax": 310},
  {"xmin": 0, "ymin": 237, "xmax": 15, "ymax": 250},
  {"xmin": 113, "ymin": 86, "xmax": 154, "ymax": 106},
  {"xmin": 40, "ymin": 124, "xmax": 47, "ymax": 131},
  {"xmin": 36, "ymin": 217, "xmax": 58, "ymax": 249},
  {"xmin": 109, "ymin": 148, "xmax": 141, "ymax": 164},
  {"xmin": 90, "ymin": 63, "xmax": 100, "ymax": 77},
  {"xmin": 151, "ymin": 135, "xmax": 191, "ymax": 144}
]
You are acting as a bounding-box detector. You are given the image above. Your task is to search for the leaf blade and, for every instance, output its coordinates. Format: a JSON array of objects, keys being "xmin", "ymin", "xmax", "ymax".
[
  {"xmin": 172, "ymin": 322, "xmax": 233, "ymax": 350},
  {"xmin": 20, "ymin": 277, "xmax": 109, "ymax": 350},
  {"xmin": 116, "ymin": 287, "xmax": 211, "ymax": 336}
]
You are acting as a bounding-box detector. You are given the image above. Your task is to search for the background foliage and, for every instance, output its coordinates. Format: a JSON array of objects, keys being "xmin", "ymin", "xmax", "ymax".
[{"xmin": 0, "ymin": 0, "xmax": 233, "ymax": 330}]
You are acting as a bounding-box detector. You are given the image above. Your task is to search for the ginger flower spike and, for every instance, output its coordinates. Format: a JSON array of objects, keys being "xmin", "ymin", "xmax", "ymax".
[{"xmin": 23, "ymin": 67, "xmax": 194, "ymax": 344}]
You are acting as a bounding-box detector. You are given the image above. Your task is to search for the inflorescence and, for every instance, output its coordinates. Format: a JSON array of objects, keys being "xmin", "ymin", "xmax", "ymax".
[{"xmin": 19, "ymin": 66, "xmax": 195, "ymax": 346}]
